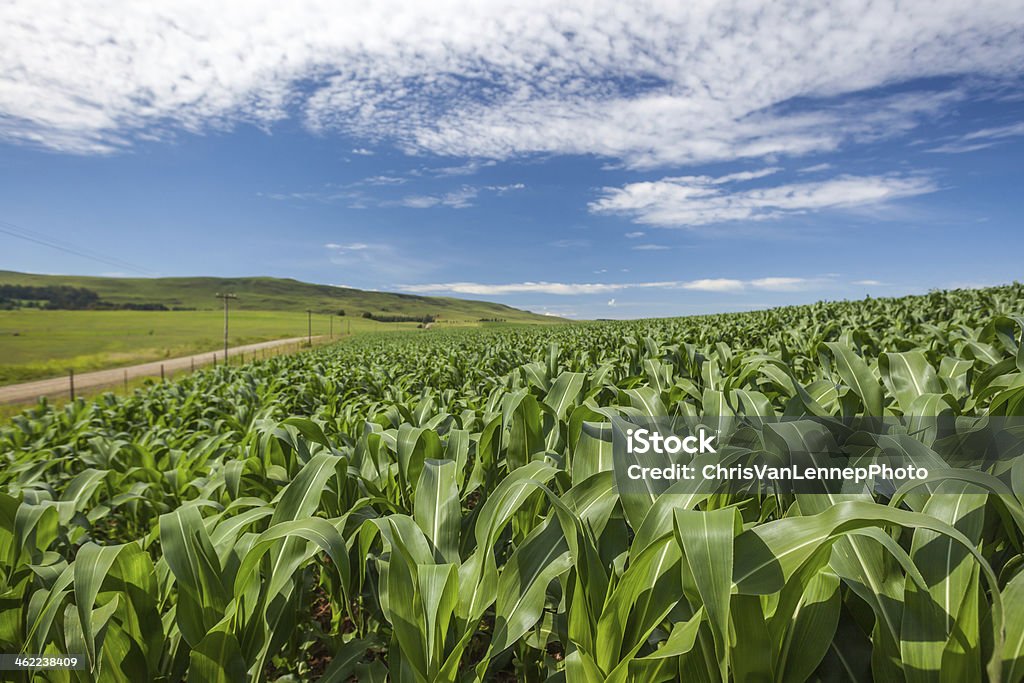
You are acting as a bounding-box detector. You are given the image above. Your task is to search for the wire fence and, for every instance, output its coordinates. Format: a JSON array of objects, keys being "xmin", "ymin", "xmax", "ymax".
[{"xmin": 1, "ymin": 337, "xmax": 335, "ymax": 407}]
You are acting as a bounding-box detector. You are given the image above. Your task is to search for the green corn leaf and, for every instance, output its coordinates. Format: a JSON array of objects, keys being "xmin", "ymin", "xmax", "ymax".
[
  {"xmin": 159, "ymin": 507, "xmax": 230, "ymax": 647},
  {"xmin": 1003, "ymin": 569, "xmax": 1024, "ymax": 682},
  {"xmin": 187, "ymin": 631, "xmax": 247, "ymax": 683},
  {"xmin": 900, "ymin": 481, "xmax": 987, "ymax": 683},
  {"xmin": 772, "ymin": 565, "xmax": 840, "ymax": 683},
  {"xmin": 879, "ymin": 351, "xmax": 943, "ymax": 412},
  {"xmin": 417, "ymin": 563, "xmax": 458, "ymax": 676},
  {"xmin": 543, "ymin": 371, "xmax": 585, "ymax": 420},
  {"xmin": 72, "ymin": 543, "xmax": 123, "ymax": 673},
  {"xmin": 673, "ymin": 507, "xmax": 738, "ymax": 681},
  {"xmin": 485, "ymin": 518, "xmax": 572, "ymax": 661},
  {"xmin": 414, "ymin": 459, "xmax": 461, "ymax": 562},
  {"xmin": 825, "ymin": 342, "xmax": 884, "ymax": 415}
]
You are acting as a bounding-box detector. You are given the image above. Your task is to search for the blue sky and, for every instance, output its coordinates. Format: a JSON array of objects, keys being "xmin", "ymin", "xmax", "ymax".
[{"xmin": 1, "ymin": 2, "xmax": 1022, "ymax": 319}]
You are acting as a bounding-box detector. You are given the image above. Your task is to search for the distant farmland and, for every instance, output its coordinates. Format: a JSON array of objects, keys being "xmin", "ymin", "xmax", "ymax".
[
  {"xmin": 0, "ymin": 309, "xmax": 412, "ymax": 384},
  {"xmin": 0, "ymin": 270, "xmax": 554, "ymax": 322},
  {"xmin": 0, "ymin": 271, "xmax": 559, "ymax": 384}
]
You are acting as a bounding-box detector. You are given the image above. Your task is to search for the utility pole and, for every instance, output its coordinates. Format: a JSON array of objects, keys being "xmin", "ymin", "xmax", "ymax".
[
  {"xmin": 307, "ymin": 309, "xmax": 312, "ymax": 346},
  {"xmin": 330, "ymin": 316, "xmax": 333, "ymax": 339},
  {"xmin": 216, "ymin": 293, "xmax": 238, "ymax": 361}
]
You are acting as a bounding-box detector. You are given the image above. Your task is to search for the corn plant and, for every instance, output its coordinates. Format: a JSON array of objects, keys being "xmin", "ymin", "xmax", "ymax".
[{"xmin": 0, "ymin": 284, "xmax": 1022, "ymax": 680}]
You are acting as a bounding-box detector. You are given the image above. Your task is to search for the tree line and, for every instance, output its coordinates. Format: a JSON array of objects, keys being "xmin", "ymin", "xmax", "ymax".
[{"xmin": 0, "ymin": 284, "xmax": 169, "ymax": 310}]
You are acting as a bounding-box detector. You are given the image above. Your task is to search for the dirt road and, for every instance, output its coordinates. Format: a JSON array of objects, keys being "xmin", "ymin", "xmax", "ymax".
[{"xmin": 0, "ymin": 336, "xmax": 323, "ymax": 405}]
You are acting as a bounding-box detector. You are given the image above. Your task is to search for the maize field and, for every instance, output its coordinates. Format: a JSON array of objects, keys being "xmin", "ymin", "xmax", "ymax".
[{"xmin": 3, "ymin": 284, "xmax": 1024, "ymax": 682}]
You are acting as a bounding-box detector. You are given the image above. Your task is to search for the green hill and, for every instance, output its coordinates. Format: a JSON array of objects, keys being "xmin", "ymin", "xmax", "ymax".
[{"xmin": 0, "ymin": 270, "xmax": 555, "ymax": 323}]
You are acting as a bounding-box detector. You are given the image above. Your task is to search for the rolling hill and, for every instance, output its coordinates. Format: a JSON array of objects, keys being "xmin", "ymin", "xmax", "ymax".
[{"xmin": 0, "ymin": 270, "xmax": 555, "ymax": 323}]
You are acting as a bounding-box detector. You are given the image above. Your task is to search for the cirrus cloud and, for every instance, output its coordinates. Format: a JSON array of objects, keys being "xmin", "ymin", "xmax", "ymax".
[
  {"xmin": 927, "ymin": 121, "xmax": 1024, "ymax": 154},
  {"xmin": 1, "ymin": 1, "xmax": 1021, "ymax": 165}
]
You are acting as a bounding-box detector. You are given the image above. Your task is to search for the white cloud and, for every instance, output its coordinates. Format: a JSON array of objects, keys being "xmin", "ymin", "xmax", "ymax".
[
  {"xmin": 263, "ymin": 187, "xmax": 367, "ymax": 204},
  {"xmin": 624, "ymin": 231, "xmax": 645, "ymax": 238},
  {"xmin": 681, "ymin": 279, "xmax": 746, "ymax": 293},
  {"xmin": 550, "ymin": 238, "xmax": 590, "ymax": 248},
  {"xmin": 362, "ymin": 175, "xmax": 407, "ymax": 186},
  {"xmin": 799, "ymin": 163, "xmax": 833, "ymax": 173},
  {"xmin": 679, "ymin": 278, "xmax": 817, "ymax": 292},
  {"xmin": 926, "ymin": 142, "xmax": 996, "ymax": 154},
  {"xmin": 631, "ymin": 244, "xmax": 670, "ymax": 250},
  {"xmin": 962, "ymin": 122, "xmax": 1024, "ymax": 141},
  {"xmin": 351, "ymin": 147, "xmax": 374, "ymax": 155},
  {"xmin": 518, "ymin": 303, "xmax": 581, "ymax": 318},
  {"xmin": 590, "ymin": 171, "xmax": 937, "ymax": 227},
  {"xmin": 392, "ymin": 182, "xmax": 525, "ymax": 209},
  {"xmin": 607, "ymin": 298, "xmax": 616, "ymax": 306},
  {"xmin": 440, "ymin": 187, "xmax": 478, "ymax": 209},
  {"xmin": 396, "ymin": 195, "xmax": 440, "ymax": 209},
  {"xmin": 400, "ymin": 281, "xmax": 648, "ymax": 295},
  {"xmin": 483, "ymin": 183, "xmax": 525, "ymax": 194},
  {"xmin": 398, "ymin": 276, "xmax": 820, "ymax": 295},
  {"xmin": 747, "ymin": 277, "xmax": 810, "ymax": 292},
  {"xmin": 853, "ymin": 279, "xmax": 884, "ymax": 285},
  {"xmin": 709, "ymin": 168, "xmax": 782, "ymax": 184},
  {"xmin": 2, "ymin": 2, "xmax": 1021, "ymax": 162},
  {"xmin": 927, "ymin": 121, "xmax": 1024, "ymax": 153},
  {"xmin": 426, "ymin": 159, "xmax": 497, "ymax": 176},
  {"xmin": 325, "ymin": 242, "xmax": 370, "ymax": 251},
  {"xmin": 396, "ymin": 186, "xmax": 478, "ymax": 209},
  {"xmin": 273, "ymin": 179, "xmax": 518, "ymax": 210}
]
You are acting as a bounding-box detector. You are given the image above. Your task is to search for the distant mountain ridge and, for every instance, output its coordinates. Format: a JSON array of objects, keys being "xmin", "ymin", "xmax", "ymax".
[{"xmin": 0, "ymin": 271, "xmax": 558, "ymax": 323}]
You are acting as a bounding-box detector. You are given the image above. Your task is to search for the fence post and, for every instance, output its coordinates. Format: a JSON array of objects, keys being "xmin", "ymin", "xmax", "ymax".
[
  {"xmin": 124, "ymin": 369, "xmax": 128, "ymax": 392},
  {"xmin": 69, "ymin": 369, "xmax": 75, "ymax": 401},
  {"xmin": 191, "ymin": 357, "xmax": 195, "ymax": 372},
  {"xmin": 161, "ymin": 364, "xmax": 165, "ymax": 381},
  {"xmin": 213, "ymin": 354, "xmax": 217, "ymax": 367}
]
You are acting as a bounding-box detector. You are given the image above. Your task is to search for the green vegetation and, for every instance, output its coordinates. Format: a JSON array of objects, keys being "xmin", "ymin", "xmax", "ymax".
[
  {"xmin": 0, "ymin": 285, "xmax": 103, "ymax": 310},
  {"xmin": 1, "ymin": 284, "xmax": 1023, "ymax": 681},
  {"xmin": 0, "ymin": 271, "xmax": 555, "ymax": 385},
  {"xmin": 0, "ymin": 271, "xmax": 554, "ymax": 322},
  {"xmin": 0, "ymin": 309, "xmax": 416, "ymax": 385}
]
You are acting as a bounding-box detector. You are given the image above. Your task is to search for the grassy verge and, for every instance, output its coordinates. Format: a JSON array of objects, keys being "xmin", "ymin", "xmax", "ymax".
[
  {"xmin": 0, "ymin": 309, "xmax": 422, "ymax": 384},
  {"xmin": 0, "ymin": 335, "xmax": 338, "ymax": 421}
]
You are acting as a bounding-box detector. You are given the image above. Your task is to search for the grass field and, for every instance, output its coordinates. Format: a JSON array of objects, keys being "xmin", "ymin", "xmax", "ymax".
[
  {"xmin": 1, "ymin": 284, "xmax": 1023, "ymax": 681},
  {"xmin": 0, "ymin": 270, "xmax": 561, "ymax": 385},
  {"xmin": 0, "ymin": 270, "xmax": 556, "ymax": 322},
  {"xmin": 0, "ymin": 309, "xmax": 421, "ymax": 384}
]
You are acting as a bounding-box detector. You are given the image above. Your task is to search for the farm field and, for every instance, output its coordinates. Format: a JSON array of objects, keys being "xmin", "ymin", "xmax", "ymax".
[
  {"xmin": 0, "ymin": 310, "xmax": 420, "ymax": 385},
  {"xmin": 0, "ymin": 271, "xmax": 558, "ymax": 386},
  {"xmin": 1, "ymin": 284, "xmax": 1024, "ymax": 681},
  {"xmin": 0, "ymin": 271, "xmax": 555, "ymax": 324}
]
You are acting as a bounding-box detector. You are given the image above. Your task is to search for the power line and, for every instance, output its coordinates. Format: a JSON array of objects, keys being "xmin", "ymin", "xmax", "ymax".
[
  {"xmin": 0, "ymin": 219, "xmax": 154, "ymax": 275},
  {"xmin": 0, "ymin": 219, "xmax": 152, "ymax": 275}
]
